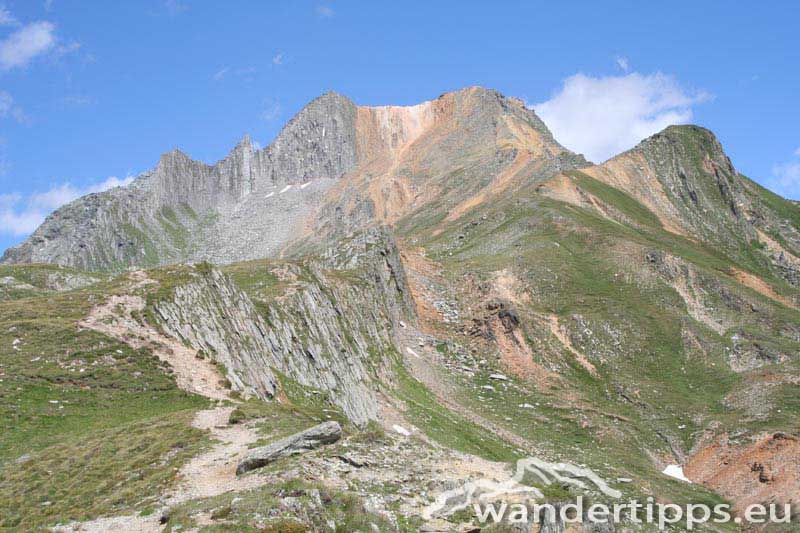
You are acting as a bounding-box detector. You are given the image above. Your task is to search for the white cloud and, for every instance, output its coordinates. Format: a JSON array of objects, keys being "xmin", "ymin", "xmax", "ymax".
[
  {"xmin": 615, "ymin": 56, "xmax": 629, "ymax": 72},
  {"xmin": 261, "ymin": 98, "xmax": 281, "ymax": 122},
  {"xmin": 0, "ymin": 90, "xmax": 27, "ymax": 123},
  {"xmin": 0, "ymin": 175, "xmax": 135, "ymax": 236},
  {"xmin": 0, "ymin": 21, "xmax": 56, "ymax": 71},
  {"xmin": 43, "ymin": 0, "xmax": 54, "ymax": 12},
  {"xmin": 315, "ymin": 5, "xmax": 334, "ymax": 18},
  {"xmin": 0, "ymin": 5, "xmax": 17, "ymax": 26},
  {"xmin": 769, "ymin": 155, "xmax": 800, "ymax": 201},
  {"xmin": 272, "ymin": 52, "xmax": 283, "ymax": 66},
  {"xmin": 532, "ymin": 72, "xmax": 711, "ymax": 163}
]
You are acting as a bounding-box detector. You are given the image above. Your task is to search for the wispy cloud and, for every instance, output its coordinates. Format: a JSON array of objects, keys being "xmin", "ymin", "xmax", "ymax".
[
  {"xmin": 212, "ymin": 66, "xmax": 256, "ymax": 82},
  {"xmin": 0, "ymin": 137, "xmax": 8, "ymax": 177},
  {"xmin": 60, "ymin": 94, "xmax": 96, "ymax": 107},
  {"xmin": 615, "ymin": 56, "xmax": 630, "ymax": 72},
  {"xmin": 212, "ymin": 66, "xmax": 229, "ymax": 81},
  {"xmin": 0, "ymin": 4, "xmax": 17, "ymax": 26},
  {"xmin": 315, "ymin": 4, "xmax": 334, "ymax": 18},
  {"xmin": 532, "ymin": 72, "xmax": 711, "ymax": 163},
  {"xmin": 0, "ymin": 90, "xmax": 27, "ymax": 123},
  {"xmin": 261, "ymin": 98, "xmax": 281, "ymax": 122},
  {"xmin": 272, "ymin": 52, "xmax": 283, "ymax": 66},
  {"xmin": 768, "ymin": 149, "xmax": 800, "ymax": 200},
  {"xmin": 163, "ymin": 0, "xmax": 187, "ymax": 16},
  {"xmin": 0, "ymin": 20, "xmax": 57, "ymax": 71},
  {"xmin": 43, "ymin": 0, "xmax": 55, "ymax": 12},
  {"xmin": 54, "ymin": 39, "xmax": 80, "ymax": 58},
  {"xmin": 0, "ymin": 176, "xmax": 135, "ymax": 236}
]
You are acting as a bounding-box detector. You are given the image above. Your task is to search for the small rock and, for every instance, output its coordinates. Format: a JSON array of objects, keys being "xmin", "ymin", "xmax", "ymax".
[
  {"xmin": 338, "ymin": 453, "xmax": 371, "ymax": 468},
  {"xmin": 393, "ymin": 424, "xmax": 411, "ymax": 437}
]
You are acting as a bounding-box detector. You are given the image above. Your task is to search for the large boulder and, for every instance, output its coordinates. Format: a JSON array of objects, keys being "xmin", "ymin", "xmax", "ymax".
[{"xmin": 236, "ymin": 421, "xmax": 343, "ymax": 475}]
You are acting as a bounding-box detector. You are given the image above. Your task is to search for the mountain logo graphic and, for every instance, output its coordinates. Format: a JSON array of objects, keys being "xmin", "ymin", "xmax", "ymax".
[{"xmin": 422, "ymin": 457, "xmax": 622, "ymax": 520}]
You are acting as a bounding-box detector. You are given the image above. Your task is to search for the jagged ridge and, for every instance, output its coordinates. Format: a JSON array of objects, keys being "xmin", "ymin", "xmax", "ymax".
[{"xmin": 2, "ymin": 87, "xmax": 585, "ymax": 272}]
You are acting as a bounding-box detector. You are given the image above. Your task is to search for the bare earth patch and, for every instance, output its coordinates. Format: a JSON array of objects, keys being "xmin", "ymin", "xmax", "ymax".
[
  {"xmin": 686, "ymin": 432, "xmax": 800, "ymax": 514},
  {"xmin": 539, "ymin": 313, "xmax": 598, "ymax": 377},
  {"xmin": 730, "ymin": 267, "xmax": 796, "ymax": 310}
]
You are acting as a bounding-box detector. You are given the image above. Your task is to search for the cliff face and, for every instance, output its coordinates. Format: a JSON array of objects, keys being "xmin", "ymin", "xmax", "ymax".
[{"xmin": 150, "ymin": 228, "xmax": 413, "ymax": 426}]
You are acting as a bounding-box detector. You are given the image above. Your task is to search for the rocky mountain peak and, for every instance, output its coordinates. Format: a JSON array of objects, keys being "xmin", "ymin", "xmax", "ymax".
[{"xmin": 9, "ymin": 88, "xmax": 771, "ymax": 274}]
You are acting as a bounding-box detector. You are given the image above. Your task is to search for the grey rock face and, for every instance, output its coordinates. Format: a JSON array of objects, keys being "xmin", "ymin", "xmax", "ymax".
[
  {"xmin": 236, "ymin": 421, "xmax": 342, "ymax": 475},
  {"xmin": 150, "ymin": 228, "xmax": 413, "ymax": 426},
  {"xmin": 153, "ymin": 268, "xmax": 281, "ymax": 399},
  {"xmin": 1, "ymin": 92, "xmax": 358, "ymax": 271}
]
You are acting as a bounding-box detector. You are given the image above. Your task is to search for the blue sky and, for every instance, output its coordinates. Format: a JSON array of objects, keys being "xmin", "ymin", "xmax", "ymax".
[{"xmin": 1, "ymin": 1, "xmax": 798, "ymax": 253}]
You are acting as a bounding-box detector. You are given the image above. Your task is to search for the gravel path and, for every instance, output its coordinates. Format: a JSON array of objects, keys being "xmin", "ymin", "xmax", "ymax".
[{"xmin": 54, "ymin": 273, "xmax": 267, "ymax": 532}]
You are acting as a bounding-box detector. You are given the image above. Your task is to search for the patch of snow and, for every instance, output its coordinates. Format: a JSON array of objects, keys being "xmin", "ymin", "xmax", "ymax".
[
  {"xmin": 264, "ymin": 192, "xmax": 274, "ymax": 199},
  {"xmin": 489, "ymin": 373, "xmax": 508, "ymax": 381},
  {"xmin": 300, "ymin": 182, "xmax": 311, "ymax": 189},
  {"xmin": 392, "ymin": 424, "xmax": 411, "ymax": 437},
  {"xmin": 662, "ymin": 464, "xmax": 691, "ymax": 483},
  {"xmin": 406, "ymin": 347, "xmax": 420, "ymax": 359},
  {"xmin": 279, "ymin": 185, "xmax": 292, "ymax": 194}
]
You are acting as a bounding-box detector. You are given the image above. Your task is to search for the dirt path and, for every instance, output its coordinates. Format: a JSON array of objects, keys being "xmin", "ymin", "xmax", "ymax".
[
  {"xmin": 165, "ymin": 407, "xmax": 264, "ymax": 505},
  {"xmin": 79, "ymin": 273, "xmax": 229, "ymax": 401},
  {"xmin": 54, "ymin": 273, "xmax": 269, "ymax": 532}
]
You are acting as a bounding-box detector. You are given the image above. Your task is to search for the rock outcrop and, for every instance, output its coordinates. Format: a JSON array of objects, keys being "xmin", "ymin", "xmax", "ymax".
[
  {"xmin": 236, "ymin": 421, "xmax": 342, "ymax": 475},
  {"xmin": 581, "ymin": 126, "xmax": 755, "ymax": 246},
  {"xmin": 151, "ymin": 228, "xmax": 414, "ymax": 426}
]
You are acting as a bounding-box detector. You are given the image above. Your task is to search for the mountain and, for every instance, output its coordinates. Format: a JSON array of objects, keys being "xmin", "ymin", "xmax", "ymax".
[
  {"xmin": 1, "ymin": 87, "xmax": 799, "ymax": 531},
  {"xmin": 1, "ymin": 87, "xmax": 586, "ymax": 271}
]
